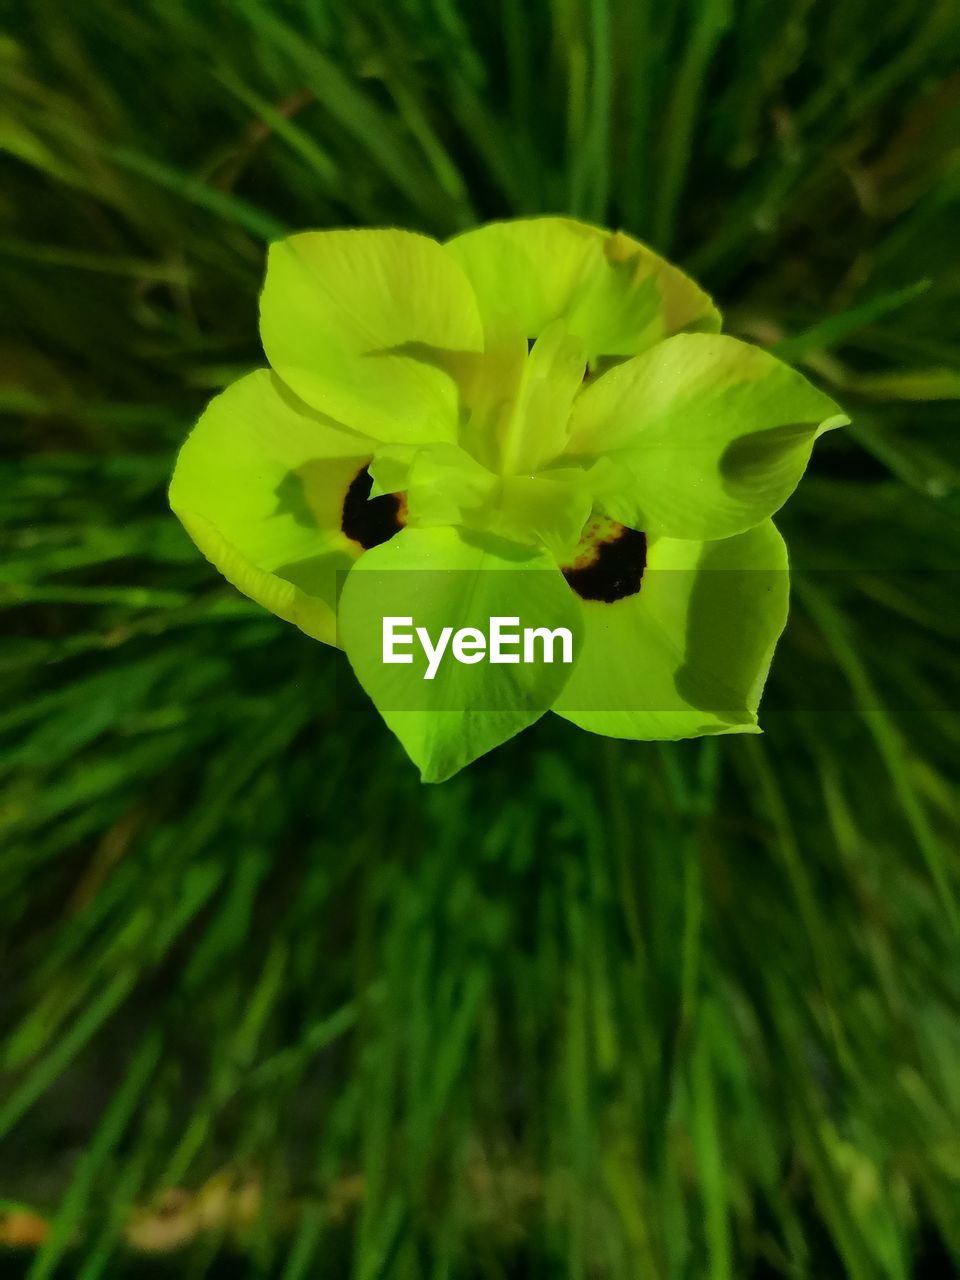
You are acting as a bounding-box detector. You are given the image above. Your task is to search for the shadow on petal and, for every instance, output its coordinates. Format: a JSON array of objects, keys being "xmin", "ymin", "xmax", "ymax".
[
  {"xmin": 718, "ymin": 422, "xmax": 816, "ymax": 501},
  {"xmin": 274, "ymin": 548, "xmax": 357, "ymax": 614},
  {"xmin": 673, "ymin": 533, "xmax": 789, "ymax": 724}
]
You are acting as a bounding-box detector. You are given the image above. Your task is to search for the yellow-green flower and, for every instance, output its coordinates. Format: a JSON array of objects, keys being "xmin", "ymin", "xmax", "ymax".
[{"xmin": 170, "ymin": 218, "xmax": 847, "ymax": 781}]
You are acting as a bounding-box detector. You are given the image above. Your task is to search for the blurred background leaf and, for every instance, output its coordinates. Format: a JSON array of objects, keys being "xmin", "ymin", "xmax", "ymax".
[{"xmin": 1, "ymin": 0, "xmax": 958, "ymax": 1276}]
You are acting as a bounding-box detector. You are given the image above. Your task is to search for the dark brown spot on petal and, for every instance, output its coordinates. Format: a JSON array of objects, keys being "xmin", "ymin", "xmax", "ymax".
[
  {"xmin": 341, "ymin": 465, "xmax": 406, "ymax": 550},
  {"xmin": 561, "ymin": 519, "xmax": 647, "ymax": 602}
]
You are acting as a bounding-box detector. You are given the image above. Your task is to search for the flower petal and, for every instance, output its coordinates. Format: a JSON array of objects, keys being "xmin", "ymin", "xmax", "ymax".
[
  {"xmin": 169, "ymin": 369, "xmax": 383, "ymax": 646},
  {"xmin": 568, "ymin": 333, "xmax": 848, "ymax": 540},
  {"xmin": 396, "ymin": 444, "xmax": 498, "ymax": 528},
  {"xmin": 493, "ymin": 472, "xmax": 593, "ymax": 562},
  {"xmin": 259, "ymin": 228, "xmax": 485, "ymax": 443},
  {"xmin": 369, "ymin": 444, "xmax": 591, "ymax": 561},
  {"xmin": 445, "ymin": 216, "xmax": 719, "ymax": 359},
  {"xmin": 496, "ymin": 321, "xmax": 587, "ymax": 474},
  {"xmin": 337, "ymin": 526, "xmax": 583, "ymax": 781},
  {"xmin": 553, "ymin": 520, "xmax": 789, "ymax": 739}
]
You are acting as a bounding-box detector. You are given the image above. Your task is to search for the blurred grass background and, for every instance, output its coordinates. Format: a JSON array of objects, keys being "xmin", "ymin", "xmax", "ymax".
[{"xmin": 1, "ymin": 0, "xmax": 959, "ymax": 1276}]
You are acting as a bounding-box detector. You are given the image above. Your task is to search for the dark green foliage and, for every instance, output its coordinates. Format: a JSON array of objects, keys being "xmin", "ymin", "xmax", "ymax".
[{"xmin": 1, "ymin": 1, "xmax": 959, "ymax": 1275}]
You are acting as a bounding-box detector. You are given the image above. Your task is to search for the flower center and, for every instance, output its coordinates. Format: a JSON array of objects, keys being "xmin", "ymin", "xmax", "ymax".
[
  {"xmin": 561, "ymin": 516, "xmax": 646, "ymax": 602},
  {"xmin": 341, "ymin": 464, "xmax": 406, "ymax": 549}
]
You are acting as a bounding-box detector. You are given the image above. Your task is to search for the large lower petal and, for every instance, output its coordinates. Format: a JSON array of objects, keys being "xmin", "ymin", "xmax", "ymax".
[
  {"xmin": 259, "ymin": 228, "xmax": 484, "ymax": 443},
  {"xmin": 444, "ymin": 217, "xmax": 719, "ymax": 360},
  {"xmin": 338, "ymin": 526, "xmax": 583, "ymax": 782},
  {"xmin": 553, "ymin": 520, "xmax": 789, "ymax": 740},
  {"xmin": 567, "ymin": 332, "xmax": 848, "ymax": 541},
  {"xmin": 169, "ymin": 370, "xmax": 391, "ymax": 646}
]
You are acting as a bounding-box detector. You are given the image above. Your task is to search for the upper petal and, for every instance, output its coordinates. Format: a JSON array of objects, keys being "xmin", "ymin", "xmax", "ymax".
[
  {"xmin": 259, "ymin": 228, "xmax": 485, "ymax": 444},
  {"xmin": 444, "ymin": 216, "xmax": 719, "ymax": 359},
  {"xmin": 169, "ymin": 369, "xmax": 386, "ymax": 646},
  {"xmin": 567, "ymin": 332, "xmax": 848, "ymax": 541}
]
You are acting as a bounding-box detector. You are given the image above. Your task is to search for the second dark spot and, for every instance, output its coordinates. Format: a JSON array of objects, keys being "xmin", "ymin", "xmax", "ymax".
[
  {"xmin": 562, "ymin": 524, "xmax": 647, "ymax": 603},
  {"xmin": 341, "ymin": 465, "xmax": 406, "ymax": 550}
]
